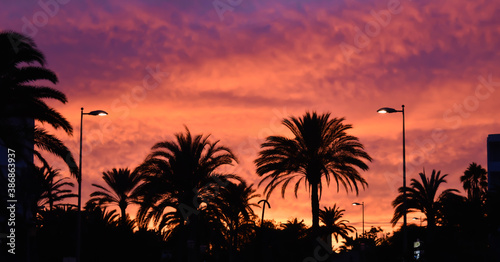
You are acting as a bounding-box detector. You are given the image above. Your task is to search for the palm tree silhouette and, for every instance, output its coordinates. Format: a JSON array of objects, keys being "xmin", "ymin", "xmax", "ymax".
[
  {"xmin": 391, "ymin": 169, "xmax": 459, "ymax": 228},
  {"xmin": 136, "ymin": 127, "xmax": 239, "ymax": 258},
  {"xmin": 16, "ymin": 165, "xmax": 75, "ymax": 224},
  {"xmin": 460, "ymin": 162, "xmax": 487, "ymax": 203},
  {"xmin": 255, "ymin": 112, "xmax": 371, "ymax": 230},
  {"xmin": 36, "ymin": 165, "xmax": 76, "ymax": 211},
  {"xmin": 281, "ymin": 218, "xmax": 308, "ymax": 239},
  {"xmin": 319, "ymin": 204, "xmax": 354, "ymax": 251},
  {"xmin": 89, "ymin": 168, "xmax": 144, "ymax": 225},
  {"xmin": 217, "ymin": 181, "xmax": 260, "ymax": 252},
  {"xmin": 0, "ymin": 31, "xmax": 77, "ymax": 175},
  {"xmin": 85, "ymin": 201, "xmax": 120, "ymax": 227}
]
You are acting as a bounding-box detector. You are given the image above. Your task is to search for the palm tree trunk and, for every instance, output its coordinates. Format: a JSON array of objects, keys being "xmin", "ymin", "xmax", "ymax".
[
  {"xmin": 233, "ymin": 224, "xmax": 238, "ymax": 252},
  {"xmin": 120, "ymin": 204, "xmax": 127, "ymax": 225},
  {"xmin": 230, "ymin": 228, "xmax": 236, "ymax": 262},
  {"xmin": 311, "ymin": 182, "xmax": 320, "ymax": 230},
  {"xmin": 426, "ymin": 212, "xmax": 435, "ymax": 229},
  {"xmin": 327, "ymin": 233, "xmax": 332, "ymax": 253}
]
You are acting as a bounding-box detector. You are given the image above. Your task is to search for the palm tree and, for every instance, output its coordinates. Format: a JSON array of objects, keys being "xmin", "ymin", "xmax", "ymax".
[
  {"xmin": 391, "ymin": 169, "xmax": 459, "ymax": 228},
  {"xmin": 0, "ymin": 31, "xmax": 77, "ymax": 175},
  {"xmin": 86, "ymin": 203, "xmax": 120, "ymax": 227},
  {"xmin": 255, "ymin": 112, "xmax": 372, "ymax": 230},
  {"xmin": 280, "ymin": 218, "xmax": 308, "ymax": 239},
  {"xmin": 460, "ymin": 162, "xmax": 488, "ymax": 203},
  {"xmin": 36, "ymin": 165, "xmax": 76, "ymax": 211},
  {"xmin": 16, "ymin": 165, "xmax": 75, "ymax": 223},
  {"xmin": 136, "ymin": 127, "xmax": 239, "ymax": 257},
  {"xmin": 89, "ymin": 168, "xmax": 144, "ymax": 225},
  {"xmin": 217, "ymin": 181, "xmax": 260, "ymax": 251},
  {"xmin": 319, "ymin": 205, "xmax": 354, "ymax": 251}
]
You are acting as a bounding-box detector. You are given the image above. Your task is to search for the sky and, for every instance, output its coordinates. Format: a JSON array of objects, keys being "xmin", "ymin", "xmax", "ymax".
[{"xmin": 2, "ymin": 0, "xmax": 500, "ymax": 241}]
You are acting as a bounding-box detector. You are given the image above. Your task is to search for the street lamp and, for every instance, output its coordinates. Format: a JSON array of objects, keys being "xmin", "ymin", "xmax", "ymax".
[
  {"xmin": 377, "ymin": 105, "xmax": 407, "ymax": 258},
  {"xmin": 352, "ymin": 202, "xmax": 365, "ymax": 237},
  {"xmin": 77, "ymin": 108, "xmax": 107, "ymax": 262},
  {"xmin": 258, "ymin": 199, "xmax": 271, "ymax": 228}
]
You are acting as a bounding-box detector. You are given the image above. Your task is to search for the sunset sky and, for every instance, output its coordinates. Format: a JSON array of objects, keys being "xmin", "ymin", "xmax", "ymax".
[{"xmin": 2, "ymin": 0, "xmax": 500, "ymax": 240}]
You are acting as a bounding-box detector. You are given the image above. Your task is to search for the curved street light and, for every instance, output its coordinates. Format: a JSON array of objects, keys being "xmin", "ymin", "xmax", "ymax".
[
  {"xmin": 352, "ymin": 202, "xmax": 365, "ymax": 237},
  {"xmin": 258, "ymin": 199, "xmax": 271, "ymax": 228},
  {"xmin": 377, "ymin": 105, "xmax": 407, "ymax": 257},
  {"xmin": 77, "ymin": 107, "xmax": 108, "ymax": 262}
]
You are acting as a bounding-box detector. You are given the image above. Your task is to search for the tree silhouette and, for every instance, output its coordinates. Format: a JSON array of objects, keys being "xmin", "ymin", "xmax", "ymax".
[
  {"xmin": 255, "ymin": 112, "xmax": 371, "ymax": 230},
  {"xmin": 35, "ymin": 165, "xmax": 76, "ymax": 211},
  {"xmin": 460, "ymin": 162, "xmax": 487, "ymax": 203},
  {"xmin": 319, "ymin": 204, "xmax": 354, "ymax": 251},
  {"xmin": 217, "ymin": 181, "xmax": 260, "ymax": 252},
  {"xmin": 89, "ymin": 168, "xmax": 144, "ymax": 225},
  {"xmin": 84, "ymin": 201, "xmax": 120, "ymax": 227},
  {"xmin": 339, "ymin": 226, "xmax": 388, "ymax": 255},
  {"xmin": 0, "ymin": 31, "xmax": 77, "ymax": 175},
  {"xmin": 391, "ymin": 169, "xmax": 459, "ymax": 228},
  {"xmin": 136, "ymin": 128, "xmax": 239, "ymax": 258},
  {"xmin": 281, "ymin": 218, "xmax": 308, "ymax": 239},
  {"xmin": 15, "ymin": 165, "xmax": 75, "ymax": 225}
]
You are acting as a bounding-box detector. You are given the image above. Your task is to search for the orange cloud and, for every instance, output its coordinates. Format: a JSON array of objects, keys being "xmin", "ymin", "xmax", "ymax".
[{"xmin": 4, "ymin": 0, "xmax": 500, "ymax": 237}]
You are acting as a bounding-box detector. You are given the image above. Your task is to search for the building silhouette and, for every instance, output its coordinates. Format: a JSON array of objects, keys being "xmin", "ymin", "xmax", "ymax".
[{"xmin": 487, "ymin": 134, "xmax": 500, "ymax": 193}]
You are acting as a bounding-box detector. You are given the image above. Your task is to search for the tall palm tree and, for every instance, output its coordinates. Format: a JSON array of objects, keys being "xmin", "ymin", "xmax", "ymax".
[
  {"xmin": 0, "ymin": 31, "xmax": 77, "ymax": 175},
  {"xmin": 391, "ymin": 169, "xmax": 459, "ymax": 228},
  {"xmin": 319, "ymin": 205, "xmax": 354, "ymax": 251},
  {"xmin": 255, "ymin": 112, "xmax": 372, "ymax": 230},
  {"xmin": 460, "ymin": 162, "xmax": 488, "ymax": 203},
  {"xmin": 136, "ymin": 128, "xmax": 239, "ymax": 240},
  {"xmin": 89, "ymin": 168, "xmax": 144, "ymax": 224}
]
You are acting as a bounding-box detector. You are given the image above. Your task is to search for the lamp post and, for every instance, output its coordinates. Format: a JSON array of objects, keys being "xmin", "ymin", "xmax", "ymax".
[
  {"xmin": 258, "ymin": 199, "xmax": 271, "ymax": 228},
  {"xmin": 352, "ymin": 202, "xmax": 365, "ymax": 237},
  {"xmin": 77, "ymin": 108, "xmax": 107, "ymax": 262},
  {"xmin": 377, "ymin": 105, "xmax": 406, "ymax": 259}
]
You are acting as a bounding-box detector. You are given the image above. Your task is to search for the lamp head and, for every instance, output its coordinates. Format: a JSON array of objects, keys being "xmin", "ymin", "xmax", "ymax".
[
  {"xmin": 377, "ymin": 107, "xmax": 398, "ymax": 114},
  {"xmin": 88, "ymin": 110, "xmax": 108, "ymax": 116},
  {"xmin": 352, "ymin": 202, "xmax": 362, "ymax": 206}
]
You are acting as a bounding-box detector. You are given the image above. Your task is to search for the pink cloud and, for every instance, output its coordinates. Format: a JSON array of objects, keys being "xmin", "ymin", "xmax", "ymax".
[{"xmin": 4, "ymin": 0, "xmax": 500, "ymax": 236}]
